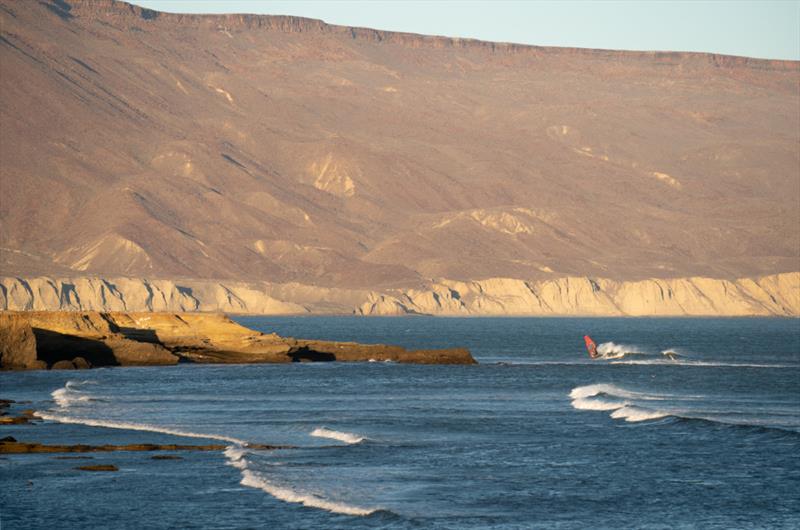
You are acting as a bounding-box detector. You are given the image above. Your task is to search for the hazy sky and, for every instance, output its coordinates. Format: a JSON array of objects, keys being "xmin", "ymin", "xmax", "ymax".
[{"xmin": 131, "ymin": 1, "xmax": 800, "ymax": 60}]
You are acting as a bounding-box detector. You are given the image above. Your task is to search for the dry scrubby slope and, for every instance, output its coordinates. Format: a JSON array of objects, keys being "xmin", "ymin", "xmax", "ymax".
[{"xmin": 0, "ymin": 0, "xmax": 798, "ymax": 294}]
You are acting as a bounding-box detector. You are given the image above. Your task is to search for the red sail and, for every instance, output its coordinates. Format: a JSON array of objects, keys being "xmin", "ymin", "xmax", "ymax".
[{"xmin": 584, "ymin": 335, "xmax": 598, "ymax": 358}]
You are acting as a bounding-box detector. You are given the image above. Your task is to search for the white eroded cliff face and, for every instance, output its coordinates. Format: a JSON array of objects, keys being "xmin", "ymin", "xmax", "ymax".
[
  {"xmin": 356, "ymin": 273, "xmax": 800, "ymax": 317},
  {"xmin": 1, "ymin": 273, "xmax": 797, "ymax": 316},
  {"xmin": 0, "ymin": 277, "xmax": 308, "ymax": 314}
]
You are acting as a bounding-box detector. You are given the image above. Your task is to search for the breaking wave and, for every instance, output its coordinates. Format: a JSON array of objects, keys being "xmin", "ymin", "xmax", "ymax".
[
  {"xmin": 609, "ymin": 405, "xmax": 668, "ymax": 422},
  {"xmin": 569, "ymin": 383, "xmax": 799, "ymax": 432},
  {"xmin": 596, "ymin": 342, "xmax": 647, "ymax": 359},
  {"xmin": 34, "ymin": 411, "xmax": 248, "ymax": 444},
  {"xmin": 223, "ymin": 445, "xmax": 249, "ymax": 470},
  {"xmin": 51, "ymin": 380, "xmax": 97, "ymax": 409},
  {"xmin": 310, "ymin": 427, "xmax": 366, "ymax": 444},
  {"xmin": 240, "ymin": 469, "xmax": 380, "ymax": 516},
  {"xmin": 569, "ymin": 383, "xmax": 665, "ymax": 401},
  {"xmin": 570, "ymin": 384, "xmax": 674, "ymax": 423},
  {"xmin": 40, "ymin": 381, "xmax": 381, "ymax": 517}
]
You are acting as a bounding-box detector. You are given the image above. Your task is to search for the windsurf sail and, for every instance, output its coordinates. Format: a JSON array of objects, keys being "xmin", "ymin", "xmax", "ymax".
[{"xmin": 584, "ymin": 335, "xmax": 599, "ymax": 358}]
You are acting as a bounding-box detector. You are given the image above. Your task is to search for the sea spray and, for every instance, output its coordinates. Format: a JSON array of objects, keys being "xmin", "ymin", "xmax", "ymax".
[
  {"xmin": 596, "ymin": 342, "xmax": 647, "ymax": 359},
  {"xmin": 51, "ymin": 380, "xmax": 97, "ymax": 409}
]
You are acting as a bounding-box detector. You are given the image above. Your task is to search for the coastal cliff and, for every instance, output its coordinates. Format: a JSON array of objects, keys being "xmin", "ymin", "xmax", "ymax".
[
  {"xmin": 0, "ymin": 311, "xmax": 476, "ymax": 370},
  {"xmin": 1, "ymin": 273, "xmax": 797, "ymax": 317},
  {"xmin": 357, "ymin": 273, "xmax": 800, "ymax": 317}
]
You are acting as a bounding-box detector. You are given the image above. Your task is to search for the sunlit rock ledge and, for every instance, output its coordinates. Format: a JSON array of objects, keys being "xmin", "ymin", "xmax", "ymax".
[{"xmin": 0, "ymin": 311, "xmax": 476, "ymax": 370}]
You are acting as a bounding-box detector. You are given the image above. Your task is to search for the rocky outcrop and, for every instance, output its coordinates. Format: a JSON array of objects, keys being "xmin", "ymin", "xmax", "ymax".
[
  {"xmin": 356, "ymin": 273, "xmax": 800, "ymax": 316},
  {"xmin": 0, "ymin": 312, "xmax": 45, "ymax": 369},
  {"xmin": 2, "ymin": 273, "xmax": 798, "ymax": 317},
  {"xmin": 0, "ymin": 439, "xmax": 286, "ymax": 454},
  {"xmin": 0, "ymin": 311, "xmax": 477, "ymax": 369}
]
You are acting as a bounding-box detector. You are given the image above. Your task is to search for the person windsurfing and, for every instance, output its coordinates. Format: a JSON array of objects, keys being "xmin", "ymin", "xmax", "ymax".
[{"xmin": 584, "ymin": 335, "xmax": 599, "ymax": 359}]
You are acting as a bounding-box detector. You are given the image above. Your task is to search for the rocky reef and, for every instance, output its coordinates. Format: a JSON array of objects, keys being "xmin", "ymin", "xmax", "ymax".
[{"xmin": 0, "ymin": 311, "xmax": 476, "ymax": 370}]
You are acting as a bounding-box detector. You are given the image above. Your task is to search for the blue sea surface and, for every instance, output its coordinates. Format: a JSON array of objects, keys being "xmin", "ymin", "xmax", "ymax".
[{"xmin": 1, "ymin": 317, "xmax": 799, "ymax": 528}]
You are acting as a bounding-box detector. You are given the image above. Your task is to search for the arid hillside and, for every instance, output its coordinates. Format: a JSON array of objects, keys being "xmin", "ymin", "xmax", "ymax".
[{"xmin": 1, "ymin": 0, "xmax": 798, "ymax": 293}]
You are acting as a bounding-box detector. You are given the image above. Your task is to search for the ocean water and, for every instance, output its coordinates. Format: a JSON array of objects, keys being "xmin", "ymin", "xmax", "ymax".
[{"xmin": 1, "ymin": 317, "xmax": 798, "ymax": 529}]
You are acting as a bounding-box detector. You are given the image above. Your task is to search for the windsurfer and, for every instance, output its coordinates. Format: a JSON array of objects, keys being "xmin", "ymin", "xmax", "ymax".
[{"xmin": 584, "ymin": 335, "xmax": 599, "ymax": 359}]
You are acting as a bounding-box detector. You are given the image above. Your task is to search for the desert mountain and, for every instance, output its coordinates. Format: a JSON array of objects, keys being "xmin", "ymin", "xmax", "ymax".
[{"xmin": 1, "ymin": 0, "xmax": 798, "ymax": 302}]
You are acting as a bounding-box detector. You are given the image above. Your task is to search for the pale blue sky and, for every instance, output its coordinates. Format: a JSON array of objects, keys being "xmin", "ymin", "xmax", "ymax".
[{"xmin": 131, "ymin": 1, "xmax": 799, "ymax": 60}]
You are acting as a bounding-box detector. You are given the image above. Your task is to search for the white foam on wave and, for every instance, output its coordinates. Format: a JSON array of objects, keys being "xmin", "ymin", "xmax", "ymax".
[
  {"xmin": 41, "ymin": 383, "xmax": 379, "ymax": 517},
  {"xmin": 571, "ymin": 397, "xmax": 629, "ymax": 411},
  {"xmin": 569, "ymin": 383, "xmax": 656, "ymax": 401},
  {"xmin": 570, "ymin": 383, "xmax": 674, "ymax": 423},
  {"xmin": 596, "ymin": 342, "xmax": 646, "ymax": 359},
  {"xmin": 224, "ymin": 445, "xmax": 249, "ymax": 470},
  {"xmin": 34, "ymin": 412, "xmax": 247, "ymax": 444},
  {"xmin": 52, "ymin": 380, "xmax": 96, "ymax": 409},
  {"xmin": 611, "ymin": 360, "xmax": 792, "ymax": 368},
  {"xmin": 310, "ymin": 427, "xmax": 365, "ymax": 444},
  {"xmin": 609, "ymin": 405, "xmax": 668, "ymax": 422},
  {"xmin": 51, "ymin": 388, "xmax": 92, "ymax": 408},
  {"xmin": 65, "ymin": 380, "xmax": 94, "ymax": 389},
  {"xmin": 240, "ymin": 469, "xmax": 378, "ymax": 516}
]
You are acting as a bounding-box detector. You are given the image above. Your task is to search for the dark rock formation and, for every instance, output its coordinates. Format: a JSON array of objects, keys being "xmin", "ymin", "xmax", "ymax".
[
  {"xmin": 75, "ymin": 465, "xmax": 118, "ymax": 471},
  {"xmin": 0, "ymin": 439, "xmax": 290, "ymax": 454}
]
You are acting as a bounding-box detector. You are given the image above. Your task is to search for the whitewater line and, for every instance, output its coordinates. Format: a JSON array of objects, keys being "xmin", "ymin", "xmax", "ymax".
[
  {"xmin": 40, "ymin": 382, "xmax": 381, "ymax": 517},
  {"xmin": 33, "ymin": 411, "xmax": 248, "ymax": 445}
]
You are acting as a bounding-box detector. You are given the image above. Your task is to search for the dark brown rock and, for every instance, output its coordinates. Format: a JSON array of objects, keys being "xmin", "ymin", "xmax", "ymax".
[
  {"xmin": 76, "ymin": 465, "xmax": 118, "ymax": 472},
  {"xmin": 72, "ymin": 357, "xmax": 91, "ymax": 369},
  {"xmin": 51, "ymin": 360, "xmax": 76, "ymax": 370},
  {"xmin": 0, "ymin": 440, "xmax": 291, "ymax": 454},
  {"xmin": 0, "ymin": 416, "xmax": 30, "ymax": 425}
]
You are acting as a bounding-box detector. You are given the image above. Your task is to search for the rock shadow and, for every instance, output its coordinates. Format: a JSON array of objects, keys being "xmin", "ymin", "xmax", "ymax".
[
  {"xmin": 32, "ymin": 329, "xmax": 118, "ymax": 368},
  {"xmin": 287, "ymin": 347, "xmax": 336, "ymax": 363},
  {"xmin": 116, "ymin": 327, "xmax": 161, "ymax": 344}
]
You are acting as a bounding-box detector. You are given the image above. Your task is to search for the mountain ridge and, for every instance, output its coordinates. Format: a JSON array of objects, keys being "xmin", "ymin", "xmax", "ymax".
[
  {"xmin": 1, "ymin": 0, "xmax": 798, "ymax": 307},
  {"xmin": 60, "ymin": 0, "xmax": 800, "ymax": 70}
]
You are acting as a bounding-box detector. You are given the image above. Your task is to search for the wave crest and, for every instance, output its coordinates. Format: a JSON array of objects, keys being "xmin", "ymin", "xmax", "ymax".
[
  {"xmin": 570, "ymin": 383, "xmax": 671, "ymax": 423},
  {"xmin": 310, "ymin": 427, "xmax": 366, "ymax": 444},
  {"xmin": 240, "ymin": 470, "xmax": 379, "ymax": 516},
  {"xmin": 52, "ymin": 380, "xmax": 97, "ymax": 409},
  {"xmin": 596, "ymin": 342, "xmax": 646, "ymax": 359},
  {"xmin": 34, "ymin": 412, "xmax": 247, "ymax": 444}
]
